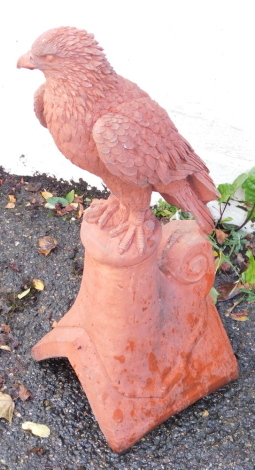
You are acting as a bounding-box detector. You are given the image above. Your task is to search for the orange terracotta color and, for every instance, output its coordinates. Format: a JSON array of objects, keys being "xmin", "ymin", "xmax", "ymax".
[
  {"xmin": 17, "ymin": 26, "xmax": 220, "ymax": 255},
  {"xmin": 17, "ymin": 27, "xmax": 238, "ymax": 452},
  {"xmin": 32, "ymin": 219, "xmax": 238, "ymax": 453}
]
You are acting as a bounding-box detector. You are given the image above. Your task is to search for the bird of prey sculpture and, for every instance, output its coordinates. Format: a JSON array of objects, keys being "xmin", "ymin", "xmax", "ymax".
[{"xmin": 17, "ymin": 26, "xmax": 219, "ymax": 254}]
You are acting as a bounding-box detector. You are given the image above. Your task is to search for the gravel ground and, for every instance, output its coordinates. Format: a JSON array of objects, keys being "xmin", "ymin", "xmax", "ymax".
[{"xmin": 0, "ymin": 168, "xmax": 254, "ymax": 470}]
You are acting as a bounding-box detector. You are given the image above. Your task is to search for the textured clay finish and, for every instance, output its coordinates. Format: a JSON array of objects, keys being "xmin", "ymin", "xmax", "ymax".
[
  {"xmin": 17, "ymin": 26, "xmax": 220, "ymax": 255},
  {"xmin": 31, "ymin": 220, "xmax": 238, "ymax": 452},
  {"xmin": 17, "ymin": 27, "xmax": 238, "ymax": 452}
]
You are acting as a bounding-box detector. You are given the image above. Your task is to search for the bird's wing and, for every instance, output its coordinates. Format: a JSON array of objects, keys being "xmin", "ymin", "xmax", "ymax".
[
  {"xmin": 92, "ymin": 97, "xmax": 208, "ymax": 188},
  {"xmin": 34, "ymin": 84, "xmax": 47, "ymax": 128}
]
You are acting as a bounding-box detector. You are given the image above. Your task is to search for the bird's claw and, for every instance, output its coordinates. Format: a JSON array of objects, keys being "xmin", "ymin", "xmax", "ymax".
[
  {"xmin": 85, "ymin": 198, "xmax": 156, "ymax": 255},
  {"xmin": 84, "ymin": 197, "xmax": 120, "ymax": 227},
  {"xmin": 111, "ymin": 216, "xmax": 156, "ymax": 254}
]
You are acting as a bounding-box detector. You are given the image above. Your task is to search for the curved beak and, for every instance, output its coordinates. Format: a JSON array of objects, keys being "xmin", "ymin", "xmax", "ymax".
[{"xmin": 17, "ymin": 51, "xmax": 36, "ymax": 70}]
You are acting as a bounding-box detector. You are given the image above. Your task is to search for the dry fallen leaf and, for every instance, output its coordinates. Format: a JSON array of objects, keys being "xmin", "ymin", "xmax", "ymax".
[
  {"xmin": 202, "ymin": 410, "xmax": 209, "ymax": 417},
  {"xmin": 56, "ymin": 203, "xmax": 76, "ymax": 216},
  {"xmin": 0, "ymin": 324, "xmax": 10, "ymax": 334},
  {"xmin": 51, "ymin": 320, "xmax": 58, "ymax": 328},
  {"xmin": 5, "ymin": 202, "xmax": 15, "ymax": 209},
  {"xmin": 0, "ymin": 374, "xmax": 4, "ymax": 388},
  {"xmin": 17, "ymin": 288, "xmax": 31, "ymax": 300},
  {"xmin": 9, "ymin": 263, "xmax": 19, "ymax": 272},
  {"xmin": 217, "ymin": 282, "xmax": 240, "ymax": 301},
  {"xmin": 0, "ymin": 345, "xmax": 11, "ymax": 352},
  {"xmin": 8, "ymin": 195, "xmax": 16, "ymax": 203},
  {"xmin": 38, "ymin": 236, "xmax": 58, "ymax": 256},
  {"xmin": 41, "ymin": 191, "xmax": 53, "ymax": 200},
  {"xmin": 22, "ymin": 421, "xmax": 50, "ymax": 437},
  {"xmin": 73, "ymin": 194, "xmax": 84, "ymax": 203},
  {"xmin": 32, "ymin": 279, "xmax": 45, "ymax": 291},
  {"xmin": 220, "ymin": 261, "xmax": 232, "ymax": 272},
  {"xmin": 28, "ymin": 447, "xmax": 44, "ymax": 456},
  {"xmin": 77, "ymin": 202, "xmax": 85, "ymax": 219},
  {"xmin": 18, "ymin": 384, "xmax": 33, "ymax": 402},
  {"xmin": 215, "ymin": 229, "xmax": 229, "ymax": 245},
  {"xmin": 230, "ymin": 311, "xmax": 249, "ymax": 321},
  {"xmin": 0, "ymin": 392, "xmax": 15, "ymax": 423}
]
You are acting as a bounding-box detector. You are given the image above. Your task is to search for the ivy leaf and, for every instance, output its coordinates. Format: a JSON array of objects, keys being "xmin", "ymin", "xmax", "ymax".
[
  {"xmin": 242, "ymin": 166, "xmax": 255, "ymax": 203},
  {"xmin": 65, "ymin": 190, "xmax": 75, "ymax": 203},
  {"xmin": 0, "ymin": 392, "xmax": 15, "ymax": 423}
]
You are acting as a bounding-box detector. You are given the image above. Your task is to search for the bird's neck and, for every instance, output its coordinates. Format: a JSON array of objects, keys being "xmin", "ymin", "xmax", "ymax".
[{"xmin": 44, "ymin": 64, "xmax": 118, "ymax": 104}]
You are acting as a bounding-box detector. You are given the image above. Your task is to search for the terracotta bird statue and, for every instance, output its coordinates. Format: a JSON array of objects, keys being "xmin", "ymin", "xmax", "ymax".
[{"xmin": 17, "ymin": 26, "xmax": 219, "ymax": 254}]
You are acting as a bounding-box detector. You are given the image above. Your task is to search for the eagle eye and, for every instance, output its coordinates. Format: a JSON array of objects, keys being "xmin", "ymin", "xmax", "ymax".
[{"xmin": 44, "ymin": 54, "xmax": 54, "ymax": 62}]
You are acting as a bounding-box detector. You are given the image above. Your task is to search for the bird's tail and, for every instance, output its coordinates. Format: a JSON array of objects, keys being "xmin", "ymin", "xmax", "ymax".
[
  {"xmin": 187, "ymin": 171, "xmax": 220, "ymax": 203},
  {"xmin": 159, "ymin": 177, "xmax": 216, "ymax": 234}
]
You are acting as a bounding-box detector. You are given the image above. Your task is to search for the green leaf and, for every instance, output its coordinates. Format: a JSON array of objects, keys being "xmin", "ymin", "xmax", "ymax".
[
  {"xmin": 44, "ymin": 202, "xmax": 56, "ymax": 209},
  {"xmin": 46, "ymin": 197, "xmax": 69, "ymax": 207},
  {"xmin": 161, "ymin": 209, "xmax": 171, "ymax": 217},
  {"xmin": 65, "ymin": 190, "xmax": 75, "ymax": 203},
  {"xmin": 217, "ymin": 183, "xmax": 235, "ymax": 202},
  {"xmin": 239, "ymin": 289, "xmax": 255, "ymax": 302},
  {"xmin": 242, "ymin": 167, "xmax": 255, "ymax": 203},
  {"xmin": 221, "ymin": 217, "xmax": 233, "ymax": 223},
  {"xmin": 210, "ymin": 287, "xmax": 219, "ymax": 304},
  {"xmin": 217, "ymin": 172, "xmax": 249, "ymax": 203},
  {"xmin": 232, "ymin": 172, "xmax": 249, "ymax": 192},
  {"xmin": 242, "ymin": 250, "xmax": 255, "ymax": 283}
]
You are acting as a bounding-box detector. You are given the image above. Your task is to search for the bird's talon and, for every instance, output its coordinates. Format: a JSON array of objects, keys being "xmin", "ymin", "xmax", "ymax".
[
  {"xmin": 110, "ymin": 222, "xmax": 129, "ymax": 237},
  {"xmin": 84, "ymin": 197, "xmax": 120, "ymax": 226}
]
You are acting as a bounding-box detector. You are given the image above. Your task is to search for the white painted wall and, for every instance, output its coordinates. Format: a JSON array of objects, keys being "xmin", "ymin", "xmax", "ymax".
[{"xmin": 1, "ymin": 0, "xmax": 254, "ymax": 196}]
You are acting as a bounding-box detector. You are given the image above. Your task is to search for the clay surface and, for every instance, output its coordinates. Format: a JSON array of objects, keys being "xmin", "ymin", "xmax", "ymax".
[
  {"xmin": 32, "ymin": 220, "xmax": 238, "ymax": 452},
  {"xmin": 17, "ymin": 27, "xmax": 238, "ymax": 453},
  {"xmin": 17, "ymin": 26, "xmax": 220, "ymax": 256}
]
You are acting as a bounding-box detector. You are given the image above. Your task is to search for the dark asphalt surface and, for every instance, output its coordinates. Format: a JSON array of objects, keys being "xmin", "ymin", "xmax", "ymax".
[{"xmin": 0, "ymin": 168, "xmax": 254, "ymax": 470}]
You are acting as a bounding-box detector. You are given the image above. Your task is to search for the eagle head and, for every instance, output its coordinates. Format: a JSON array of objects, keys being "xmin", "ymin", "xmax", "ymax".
[{"xmin": 17, "ymin": 26, "xmax": 113, "ymax": 77}]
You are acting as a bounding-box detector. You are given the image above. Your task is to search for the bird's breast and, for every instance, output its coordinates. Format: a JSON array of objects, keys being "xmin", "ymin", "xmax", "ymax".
[{"xmin": 42, "ymin": 89, "xmax": 104, "ymax": 174}]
